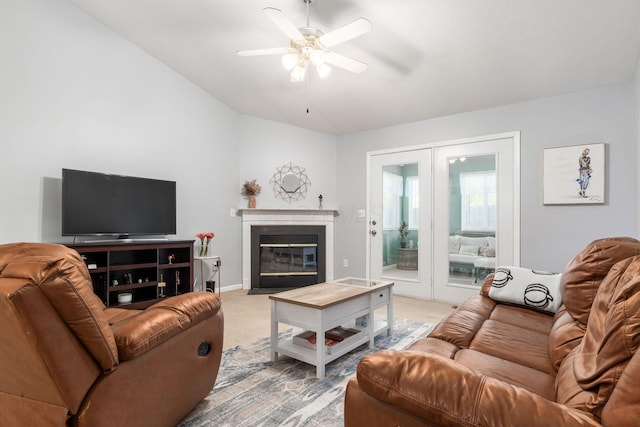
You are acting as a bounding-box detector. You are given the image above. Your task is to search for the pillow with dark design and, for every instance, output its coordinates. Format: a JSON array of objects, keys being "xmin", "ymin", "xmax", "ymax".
[{"xmin": 489, "ymin": 266, "xmax": 562, "ymax": 313}]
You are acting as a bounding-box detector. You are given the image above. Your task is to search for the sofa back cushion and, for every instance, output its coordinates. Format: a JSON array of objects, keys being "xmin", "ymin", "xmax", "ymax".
[
  {"xmin": 561, "ymin": 237, "xmax": 640, "ymax": 327},
  {"xmin": 548, "ymin": 305, "xmax": 585, "ymax": 370},
  {"xmin": 458, "ymin": 245, "xmax": 480, "ymax": 256},
  {"xmin": 460, "ymin": 236, "xmax": 488, "ymax": 249},
  {"xmin": 556, "ymin": 255, "xmax": 640, "ymax": 420},
  {"xmin": 0, "ymin": 243, "xmax": 118, "ymax": 372},
  {"xmin": 0, "ymin": 277, "xmax": 102, "ymax": 416},
  {"xmin": 600, "ymin": 347, "xmax": 640, "ymax": 425}
]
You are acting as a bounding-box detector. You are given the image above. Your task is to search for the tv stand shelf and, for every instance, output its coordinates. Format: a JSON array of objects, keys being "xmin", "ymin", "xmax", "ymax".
[{"xmin": 66, "ymin": 240, "xmax": 194, "ymax": 309}]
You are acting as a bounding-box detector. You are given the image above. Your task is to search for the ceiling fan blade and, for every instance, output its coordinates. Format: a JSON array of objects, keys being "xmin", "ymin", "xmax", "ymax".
[
  {"xmin": 263, "ymin": 7, "xmax": 304, "ymax": 41},
  {"xmin": 324, "ymin": 51, "xmax": 368, "ymax": 74},
  {"xmin": 237, "ymin": 47, "xmax": 291, "ymax": 57},
  {"xmin": 319, "ymin": 18, "xmax": 372, "ymax": 47}
]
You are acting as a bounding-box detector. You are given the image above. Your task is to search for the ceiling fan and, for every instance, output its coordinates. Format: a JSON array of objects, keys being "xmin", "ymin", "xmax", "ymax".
[{"xmin": 237, "ymin": 0, "xmax": 372, "ymax": 83}]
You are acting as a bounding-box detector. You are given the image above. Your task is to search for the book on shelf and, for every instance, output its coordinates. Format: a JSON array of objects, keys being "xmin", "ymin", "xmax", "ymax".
[
  {"xmin": 325, "ymin": 326, "xmax": 360, "ymax": 342},
  {"xmin": 292, "ymin": 326, "xmax": 363, "ymax": 354}
]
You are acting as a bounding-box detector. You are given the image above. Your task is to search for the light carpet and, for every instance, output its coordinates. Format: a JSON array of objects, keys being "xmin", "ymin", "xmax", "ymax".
[{"xmin": 179, "ymin": 318, "xmax": 433, "ymax": 427}]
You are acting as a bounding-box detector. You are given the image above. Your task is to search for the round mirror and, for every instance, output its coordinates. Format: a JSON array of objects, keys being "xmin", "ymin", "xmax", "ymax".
[{"xmin": 281, "ymin": 173, "xmax": 300, "ymax": 193}]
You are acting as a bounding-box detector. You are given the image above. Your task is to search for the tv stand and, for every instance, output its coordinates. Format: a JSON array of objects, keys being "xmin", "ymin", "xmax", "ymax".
[
  {"xmin": 82, "ymin": 237, "xmax": 170, "ymax": 244},
  {"xmin": 66, "ymin": 240, "xmax": 194, "ymax": 309}
]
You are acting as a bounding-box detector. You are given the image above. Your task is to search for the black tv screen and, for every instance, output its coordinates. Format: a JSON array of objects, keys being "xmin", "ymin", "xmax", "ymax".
[{"xmin": 62, "ymin": 169, "xmax": 176, "ymax": 237}]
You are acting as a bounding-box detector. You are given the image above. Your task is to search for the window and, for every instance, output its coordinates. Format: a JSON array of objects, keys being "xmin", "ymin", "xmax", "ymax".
[
  {"xmin": 382, "ymin": 171, "xmax": 403, "ymax": 229},
  {"xmin": 406, "ymin": 176, "xmax": 419, "ymax": 229},
  {"xmin": 460, "ymin": 171, "xmax": 496, "ymax": 231}
]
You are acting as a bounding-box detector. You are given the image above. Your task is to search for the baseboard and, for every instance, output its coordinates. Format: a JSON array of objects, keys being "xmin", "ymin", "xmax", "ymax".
[{"xmin": 220, "ymin": 283, "xmax": 243, "ymax": 293}]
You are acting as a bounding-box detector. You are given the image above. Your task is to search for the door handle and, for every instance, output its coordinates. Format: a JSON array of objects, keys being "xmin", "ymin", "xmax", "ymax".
[{"xmin": 370, "ymin": 229, "xmax": 377, "ymax": 236}]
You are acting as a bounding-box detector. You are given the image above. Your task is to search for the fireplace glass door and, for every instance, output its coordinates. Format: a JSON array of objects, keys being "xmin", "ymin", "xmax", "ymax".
[{"xmin": 260, "ymin": 243, "xmax": 318, "ymax": 276}]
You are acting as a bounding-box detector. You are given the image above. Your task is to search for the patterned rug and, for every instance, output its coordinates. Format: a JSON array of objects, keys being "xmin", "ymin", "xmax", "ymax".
[{"xmin": 179, "ymin": 318, "xmax": 433, "ymax": 427}]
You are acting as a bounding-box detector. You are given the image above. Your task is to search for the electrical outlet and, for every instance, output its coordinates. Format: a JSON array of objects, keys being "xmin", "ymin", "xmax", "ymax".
[
  {"xmin": 230, "ymin": 208, "xmax": 237, "ymax": 217},
  {"xmin": 343, "ymin": 259, "xmax": 349, "ymax": 267}
]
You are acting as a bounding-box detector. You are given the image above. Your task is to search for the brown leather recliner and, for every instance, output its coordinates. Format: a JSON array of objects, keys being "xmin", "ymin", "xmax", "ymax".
[
  {"xmin": 0, "ymin": 242, "xmax": 223, "ymax": 426},
  {"xmin": 345, "ymin": 237, "xmax": 640, "ymax": 426}
]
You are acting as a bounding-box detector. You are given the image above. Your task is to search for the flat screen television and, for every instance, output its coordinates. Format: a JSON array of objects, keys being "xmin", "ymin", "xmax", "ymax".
[{"xmin": 62, "ymin": 168, "xmax": 176, "ymax": 238}]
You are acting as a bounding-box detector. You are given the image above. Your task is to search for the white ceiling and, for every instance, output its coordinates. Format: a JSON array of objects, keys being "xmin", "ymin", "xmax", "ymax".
[{"xmin": 67, "ymin": 0, "xmax": 640, "ymax": 135}]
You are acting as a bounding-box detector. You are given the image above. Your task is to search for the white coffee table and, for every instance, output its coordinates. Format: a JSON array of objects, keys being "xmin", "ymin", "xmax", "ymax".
[{"xmin": 269, "ymin": 277, "xmax": 394, "ymax": 379}]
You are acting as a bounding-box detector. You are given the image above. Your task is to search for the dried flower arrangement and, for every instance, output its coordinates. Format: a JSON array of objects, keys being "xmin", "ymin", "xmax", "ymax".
[{"xmin": 242, "ymin": 179, "xmax": 262, "ymax": 196}]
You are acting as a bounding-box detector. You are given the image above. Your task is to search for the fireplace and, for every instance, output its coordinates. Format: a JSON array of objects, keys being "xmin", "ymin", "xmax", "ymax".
[
  {"xmin": 241, "ymin": 208, "xmax": 336, "ymax": 291},
  {"xmin": 251, "ymin": 225, "xmax": 326, "ymax": 289}
]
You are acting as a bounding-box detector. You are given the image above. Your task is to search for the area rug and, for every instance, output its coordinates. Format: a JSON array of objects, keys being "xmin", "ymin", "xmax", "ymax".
[{"xmin": 179, "ymin": 318, "xmax": 433, "ymax": 427}]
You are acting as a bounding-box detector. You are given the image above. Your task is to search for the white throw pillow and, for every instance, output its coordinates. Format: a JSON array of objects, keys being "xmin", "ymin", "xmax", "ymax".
[
  {"xmin": 448, "ymin": 236, "xmax": 462, "ymax": 254},
  {"xmin": 460, "ymin": 236, "xmax": 488, "ymax": 248},
  {"xmin": 459, "ymin": 245, "xmax": 480, "ymax": 256}
]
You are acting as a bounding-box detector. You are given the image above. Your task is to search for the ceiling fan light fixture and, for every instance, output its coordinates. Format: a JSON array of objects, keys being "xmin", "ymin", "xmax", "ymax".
[
  {"xmin": 282, "ymin": 53, "xmax": 299, "ymax": 70},
  {"xmin": 290, "ymin": 63, "xmax": 307, "ymax": 83},
  {"xmin": 238, "ymin": 2, "xmax": 372, "ymax": 84},
  {"xmin": 309, "ymin": 49, "xmax": 325, "ymax": 66},
  {"xmin": 315, "ymin": 62, "xmax": 331, "ymax": 79}
]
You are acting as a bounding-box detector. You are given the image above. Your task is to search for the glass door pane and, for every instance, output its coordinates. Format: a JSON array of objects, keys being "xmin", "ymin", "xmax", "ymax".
[
  {"xmin": 447, "ymin": 155, "xmax": 496, "ymax": 286},
  {"xmin": 382, "ymin": 164, "xmax": 419, "ymax": 281},
  {"xmin": 368, "ymin": 149, "xmax": 432, "ymax": 299},
  {"xmin": 433, "ymin": 135, "xmax": 519, "ymax": 304}
]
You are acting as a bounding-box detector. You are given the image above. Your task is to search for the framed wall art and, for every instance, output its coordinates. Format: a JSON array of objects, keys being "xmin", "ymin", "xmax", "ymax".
[{"xmin": 543, "ymin": 142, "xmax": 605, "ymax": 205}]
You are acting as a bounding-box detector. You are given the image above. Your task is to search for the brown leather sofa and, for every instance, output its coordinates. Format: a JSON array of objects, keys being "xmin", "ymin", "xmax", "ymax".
[
  {"xmin": 345, "ymin": 237, "xmax": 640, "ymax": 426},
  {"xmin": 0, "ymin": 242, "xmax": 224, "ymax": 426}
]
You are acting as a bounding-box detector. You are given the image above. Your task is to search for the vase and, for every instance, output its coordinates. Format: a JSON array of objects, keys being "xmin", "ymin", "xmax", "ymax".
[
  {"xmin": 248, "ymin": 195, "xmax": 256, "ymax": 208},
  {"xmin": 199, "ymin": 242, "xmax": 209, "ymax": 257}
]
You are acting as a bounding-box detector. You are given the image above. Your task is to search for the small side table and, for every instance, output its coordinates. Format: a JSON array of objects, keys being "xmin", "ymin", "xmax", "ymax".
[
  {"xmin": 194, "ymin": 255, "xmax": 221, "ymax": 294},
  {"xmin": 397, "ymin": 248, "xmax": 418, "ymax": 270}
]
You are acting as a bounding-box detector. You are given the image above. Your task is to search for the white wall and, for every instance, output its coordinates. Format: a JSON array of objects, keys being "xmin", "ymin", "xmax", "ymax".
[
  {"xmin": 238, "ymin": 115, "xmax": 337, "ymax": 210},
  {"xmin": 0, "ymin": 0, "xmax": 244, "ymax": 283},
  {"xmin": 335, "ymin": 83, "xmax": 638, "ymax": 277}
]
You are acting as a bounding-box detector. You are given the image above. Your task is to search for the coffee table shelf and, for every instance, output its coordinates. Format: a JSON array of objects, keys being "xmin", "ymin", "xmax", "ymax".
[{"xmin": 270, "ymin": 278, "xmax": 394, "ymax": 379}]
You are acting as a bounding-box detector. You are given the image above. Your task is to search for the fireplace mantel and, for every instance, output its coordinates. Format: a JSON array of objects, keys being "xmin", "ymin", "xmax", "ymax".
[
  {"xmin": 238, "ymin": 208, "xmax": 339, "ymax": 217},
  {"xmin": 241, "ymin": 209, "xmax": 337, "ymax": 290}
]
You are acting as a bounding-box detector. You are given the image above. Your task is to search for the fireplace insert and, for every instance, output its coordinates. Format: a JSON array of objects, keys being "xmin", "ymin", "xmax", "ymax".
[{"xmin": 251, "ymin": 225, "xmax": 326, "ymax": 289}]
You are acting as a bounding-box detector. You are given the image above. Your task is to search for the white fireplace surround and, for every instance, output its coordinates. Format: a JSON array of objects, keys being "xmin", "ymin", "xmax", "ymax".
[{"xmin": 241, "ymin": 209, "xmax": 337, "ymax": 290}]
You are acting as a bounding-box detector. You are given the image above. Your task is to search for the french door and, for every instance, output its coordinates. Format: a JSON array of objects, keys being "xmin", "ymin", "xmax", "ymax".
[
  {"xmin": 368, "ymin": 149, "xmax": 432, "ymax": 298},
  {"xmin": 432, "ymin": 135, "xmax": 519, "ymax": 304},
  {"xmin": 367, "ymin": 133, "xmax": 520, "ymax": 304}
]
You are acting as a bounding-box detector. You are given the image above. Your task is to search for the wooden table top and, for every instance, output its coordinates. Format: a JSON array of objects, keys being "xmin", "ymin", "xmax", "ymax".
[{"xmin": 269, "ymin": 279, "xmax": 393, "ymax": 309}]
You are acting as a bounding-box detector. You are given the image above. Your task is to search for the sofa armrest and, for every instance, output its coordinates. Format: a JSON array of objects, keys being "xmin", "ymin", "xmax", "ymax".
[
  {"xmin": 356, "ymin": 350, "xmax": 600, "ymax": 427},
  {"xmin": 111, "ymin": 292, "xmax": 221, "ymax": 360}
]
